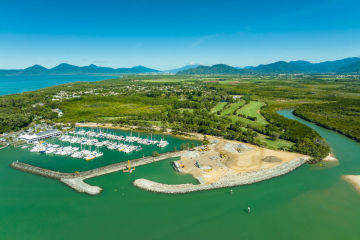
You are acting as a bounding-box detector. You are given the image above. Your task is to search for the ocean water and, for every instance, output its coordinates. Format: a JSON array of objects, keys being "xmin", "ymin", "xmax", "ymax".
[
  {"xmin": 0, "ymin": 111, "xmax": 360, "ymax": 240},
  {"xmin": 0, "ymin": 75, "xmax": 115, "ymax": 96}
]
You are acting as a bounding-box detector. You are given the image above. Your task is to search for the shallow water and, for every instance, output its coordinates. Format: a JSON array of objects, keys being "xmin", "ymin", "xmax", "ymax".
[
  {"xmin": 0, "ymin": 75, "xmax": 114, "ymax": 96},
  {"xmin": 1, "ymin": 111, "xmax": 360, "ymax": 240}
]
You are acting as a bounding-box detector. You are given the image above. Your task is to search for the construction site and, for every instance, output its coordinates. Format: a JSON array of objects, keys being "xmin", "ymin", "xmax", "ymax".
[{"xmin": 172, "ymin": 136, "xmax": 307, "ymax": 185}]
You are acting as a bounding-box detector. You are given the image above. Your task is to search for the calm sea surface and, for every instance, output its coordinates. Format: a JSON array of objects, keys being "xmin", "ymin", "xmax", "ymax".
[
  {"xmin": 0, "ymin": 112, "xmax": 360, "ymax": 239},
  {"xmin": 0, "ymin": 75, "xmax": 115, "ymax": 96}
]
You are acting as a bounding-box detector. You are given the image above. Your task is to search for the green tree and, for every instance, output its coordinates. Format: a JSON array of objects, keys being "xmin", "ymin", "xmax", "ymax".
[{"xmin": 152, "ymin": 151, "xmax": 160, "ymax": 157}]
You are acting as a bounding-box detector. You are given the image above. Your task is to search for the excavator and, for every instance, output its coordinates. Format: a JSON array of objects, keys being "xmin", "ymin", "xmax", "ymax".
[{"xmin": 123, "ymin": 160, "xmax": 135, "ymax": 173}]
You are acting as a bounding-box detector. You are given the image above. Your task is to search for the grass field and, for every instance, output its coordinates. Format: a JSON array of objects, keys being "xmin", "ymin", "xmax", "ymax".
[
  {"xmin": 60, "ymin": 96, "xmax": 164, "ymax": 122},
  {"xmin": 209, "ymin": 99, "xmax": 291, "ymax": 149},
  {"xmin": 236, "ymin": 101, "xmax": 267, "ymax": 125},
  {"xmin": 179, "ymin": 108, "xmax": 194, "ymax": 113},
  {"xmin": 211, "ymin": 100, "xmax": 267, "ymax": 127},
  {"xmin": 256, "ymin": 134, "xmax": 294, "ymax": 150},
  {"xmin": 220, "ymin": 101, "xmax": 246, "ymax": 116},
  {"xmin": 210, "ymin": 102, "xmax": 227, "ymax": 113}
]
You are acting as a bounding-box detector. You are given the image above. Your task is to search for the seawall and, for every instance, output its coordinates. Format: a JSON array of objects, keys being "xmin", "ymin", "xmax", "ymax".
[
  {"xmin": 10, "ymin": 150, "xmax": 186, "ymax": 195},
  {"xmin": 133, "ymin": 157, "xmax": 308, "ymax": 194}
]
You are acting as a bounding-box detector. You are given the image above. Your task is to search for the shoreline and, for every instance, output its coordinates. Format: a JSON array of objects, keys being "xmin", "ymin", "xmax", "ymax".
[
  {"xmin": 322, "ymin": 153, "xmax": 338, "ymax": 162},
  {"xmin": 134, "ymin": 157, "xmax": 308, "ymax": 194},
  {"xmin": 74, "ymin": 122, "xmax": 203, "ymax": 141},
  {"xmin": 342, "ymin": 175, "xmax": 360, "ymax": 192},
  {"xmin": 292, "ymin": 110, "xmax": 360, "ymax": 142}
]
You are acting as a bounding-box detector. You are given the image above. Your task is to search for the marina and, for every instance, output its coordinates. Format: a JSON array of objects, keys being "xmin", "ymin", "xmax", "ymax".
[
  {"xmin": 14, "ymin": 128, "xmax": 198, "ymax": 173},
  {"xmin": 22, "ymin": 128, "xmax": 170, "ymax": 163},
  {"xmin": 1, "ymin": 110, "xmax": 360, "ymax": 240},
  {"xmin": 12, "ymin": 131, "xmax": 310, "ymax": 195},
  {"xmin": 11, "ymin": 150, "xmax": 186, "ymax": 195}
]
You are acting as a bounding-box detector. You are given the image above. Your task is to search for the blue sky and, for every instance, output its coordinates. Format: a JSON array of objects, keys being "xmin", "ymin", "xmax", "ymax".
[{"xmin": 1, "ymin": 0, "xmax": 360, "ymax": 70}]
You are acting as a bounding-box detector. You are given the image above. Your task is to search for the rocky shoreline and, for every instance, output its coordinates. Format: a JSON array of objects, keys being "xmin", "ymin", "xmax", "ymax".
[
  {"xmin": 133, "ymin": 157, "xmax": 309, "ymax": 194},
  {"xmin": 10, "ymin": 144, "xmax": 309, "ymax": 195}
]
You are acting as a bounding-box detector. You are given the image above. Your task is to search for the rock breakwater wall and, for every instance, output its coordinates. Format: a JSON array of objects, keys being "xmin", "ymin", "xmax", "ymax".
[{"xmin": 133, "ymin": 157, "xmax": 308, "ymax": 194}]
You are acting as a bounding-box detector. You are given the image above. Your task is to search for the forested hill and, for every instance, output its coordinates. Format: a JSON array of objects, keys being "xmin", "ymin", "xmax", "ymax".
[
  {"xmin": 0, "ymin": 63, "xmax": 160, "ymax": 75},
  {"xmin": 177, "ymin": 64, "xmax": 251, "ymax": 75},
  {"xmin": 177, "ymin": 57, "xmax": 360, "ymax": 75}
]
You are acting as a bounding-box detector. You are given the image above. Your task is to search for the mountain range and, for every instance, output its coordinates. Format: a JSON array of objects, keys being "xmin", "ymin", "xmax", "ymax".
[
  {"xmin": 177, "ymin": 57, "xmax": 360, "ymax": 75},
  {"xmin": 0, "ymin": 63, "xmax": 160, "ymax": 75},
  {"xmin": 1, "ymin": 57, "xmax": 360, "ymax": 76},
  {"xmin": 165, "ymin": 64, "xmax": 200, "ymax": 73},
  {"xmin": 176, "ymin": 64, "xmax": 251, "ymax": 75}
]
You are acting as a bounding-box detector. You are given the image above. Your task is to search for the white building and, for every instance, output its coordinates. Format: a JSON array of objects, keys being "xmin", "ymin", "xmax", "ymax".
[
  {"xmin": 52, "ymin": 108, "xmax": 63, "ymax": 117},
  {"xmin": 18, "ymin": 130, "xmax": 62, "ymax": 143}
]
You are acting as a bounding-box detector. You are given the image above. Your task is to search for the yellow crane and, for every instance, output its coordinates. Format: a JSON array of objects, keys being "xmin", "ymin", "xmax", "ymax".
[{"xmin": 123, "ymin": 160, "xmax": 135, "ymax": 173}]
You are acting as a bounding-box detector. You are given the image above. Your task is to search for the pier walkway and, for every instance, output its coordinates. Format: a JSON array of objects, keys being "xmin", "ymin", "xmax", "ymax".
[{"xmin": 10, "ymin": 150, "xmax": 186, "ymax": 195}]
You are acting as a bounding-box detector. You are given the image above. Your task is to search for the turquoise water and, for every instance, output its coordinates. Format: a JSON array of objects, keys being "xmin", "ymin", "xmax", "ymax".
[
  {"xmin": 0, "ymin": 75, "xmax": 115, "ymax": 96},
  {"xmin": 1, "ymin": 111, "xmax": 360, "ymax": 240}
]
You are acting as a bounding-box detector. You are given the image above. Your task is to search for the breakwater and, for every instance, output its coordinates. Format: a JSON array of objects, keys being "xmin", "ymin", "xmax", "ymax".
[
  {"xmin": 10, "ymin": 150, "xmax": 186, "ymax": 195},
  {"xmin": 0, "ymin": 144, "xmax": 9, "ymax": 150},
  {"xmin": 133, "ymin": 157, "xmax": 308, "ymax": 194}
]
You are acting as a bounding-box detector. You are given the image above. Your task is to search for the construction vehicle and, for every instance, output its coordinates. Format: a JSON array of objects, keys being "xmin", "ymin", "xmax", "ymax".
[{"xmin": 123, "ymin": 160, "xmax": 135, "ymax": 173}]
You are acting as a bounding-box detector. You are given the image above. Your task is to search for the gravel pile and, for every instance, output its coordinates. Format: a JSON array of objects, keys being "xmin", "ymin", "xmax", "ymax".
[
  {"xmin": 238, "ymin": 143, "xmax": 252, "ymax": 151},
  {"xmin": 182, "ymin": 151, "xmax": 200, "ymax": 158},
  {"xmin": 224, "ymin": 143, "xmax": 237, "ymax": 153}
]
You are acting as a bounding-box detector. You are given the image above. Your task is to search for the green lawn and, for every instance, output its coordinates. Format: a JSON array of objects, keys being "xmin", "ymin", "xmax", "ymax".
[
  {"xmin": 210, "ymin": 102, "xmax": 227, "ymax": 114},
  {"xmin": 236, "ymin": 101, "xmax": 267, "ymax": 125},
  {"xmin": 60, "ymin": 96, "xmax": 164, "ymax": 122},
  {"xmin": 256, "ymin": 134, "xmax": 294, "ymax": 150},
  {"xmin": 179, "ymin": 108, "xmax": 194, "ymax": 113},
  {"xmin": 220, "ymin": 101, "xmax": 245, "ymax": 116}
]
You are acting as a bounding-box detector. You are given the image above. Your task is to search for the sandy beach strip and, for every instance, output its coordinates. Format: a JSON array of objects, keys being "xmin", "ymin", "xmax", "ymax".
[
  {"xmin": 323, "ymin": 153, "xmax": 338, "ymax": 162},
  {"xmin": 342, "ymin": 175, "xmax": 360, "ymax": 192}
]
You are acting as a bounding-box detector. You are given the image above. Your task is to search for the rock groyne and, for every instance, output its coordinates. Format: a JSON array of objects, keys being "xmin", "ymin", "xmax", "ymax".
[
  {"xmin": 133, "ymin": 157, "xmax": 308, "ymax": 194},
  {"xmin": 10, "ymin": 150, "xmax": 186, "ymax": 195}
]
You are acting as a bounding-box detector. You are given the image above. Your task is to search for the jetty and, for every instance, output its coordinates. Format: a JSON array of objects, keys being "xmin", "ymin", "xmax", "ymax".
[
  {"xmin": 0, "ymin": 144, "xmax": 9, "ymax": 150},
  {"xmin": 133, "ymin": 157, "xmax": 308, "ymax": 194},
  {"xmin": 10, "ymin": 150, "xmax": 186, "ymax": 195}
]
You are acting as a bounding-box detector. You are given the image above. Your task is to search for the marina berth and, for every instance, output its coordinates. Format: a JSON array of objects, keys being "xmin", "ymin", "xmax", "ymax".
[
  {"xmin": 71, "ymin": 128, "xmax": 169, "ymax": 147},
  {"xmin": 28, "ymin": 142, "xmax": 103, "ymax": 160},
  {"xmin": 22, "ymin": 128, "xmax": 171, "ymax": 161},
  {"xmin": 58, "ymin": 128, "xmax": 169, "ymax": 154}
]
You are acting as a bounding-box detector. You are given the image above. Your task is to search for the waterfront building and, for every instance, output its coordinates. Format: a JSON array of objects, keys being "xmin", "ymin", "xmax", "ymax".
[{"xmin": 18, "ymin": 130, "xmax": 62, "ymax": 143}]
